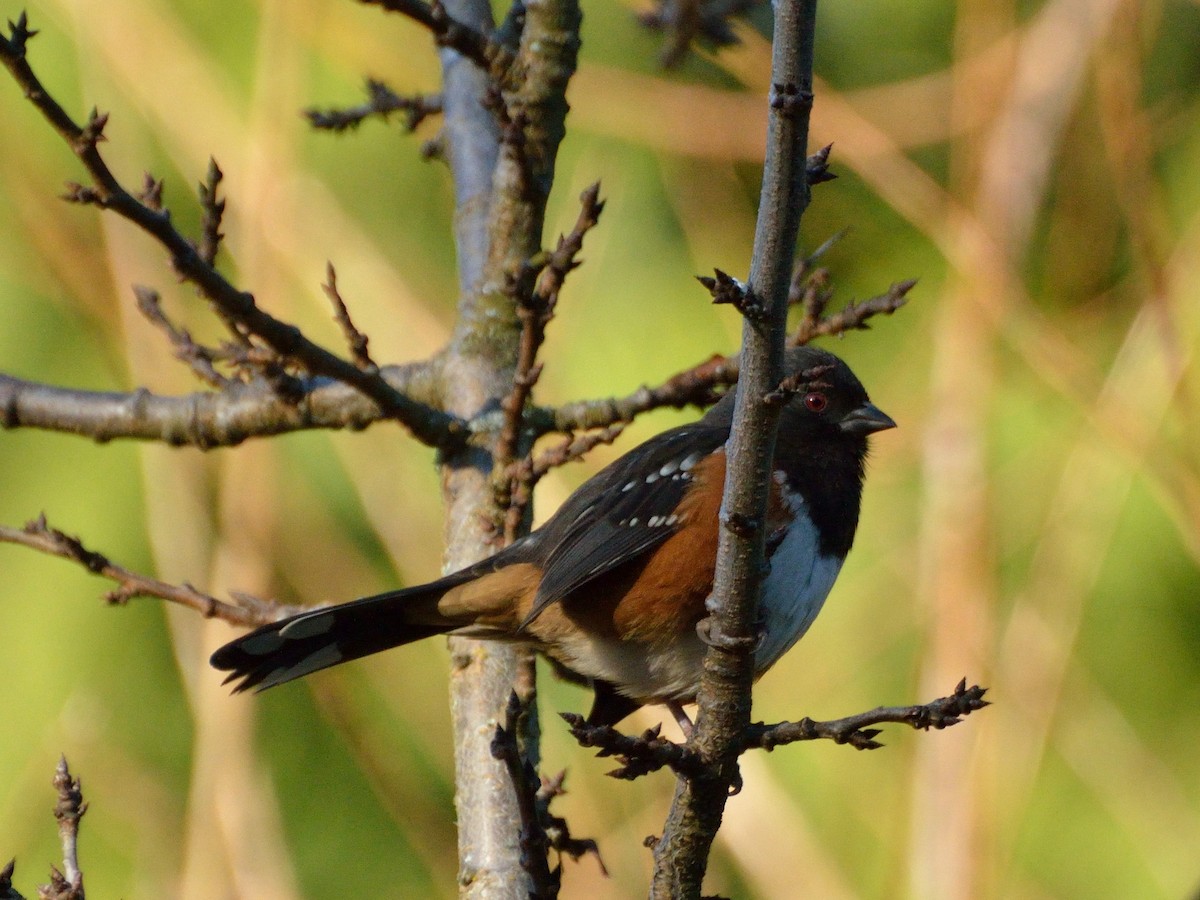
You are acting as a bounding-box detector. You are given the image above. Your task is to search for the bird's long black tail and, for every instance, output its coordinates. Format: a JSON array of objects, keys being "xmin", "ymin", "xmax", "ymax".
[{"xmin": 210, "ymin": 571, "xmax": 477, "ymax": 693}]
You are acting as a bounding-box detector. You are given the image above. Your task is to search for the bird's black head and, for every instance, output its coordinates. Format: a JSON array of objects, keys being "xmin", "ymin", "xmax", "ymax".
[
  {"xmin": 775, "ymin": 346, "xmax": 895, "ymax": 448},
  {"xmin": 770, "ymin": 346, "xmax": 894, "ymax": 557}
]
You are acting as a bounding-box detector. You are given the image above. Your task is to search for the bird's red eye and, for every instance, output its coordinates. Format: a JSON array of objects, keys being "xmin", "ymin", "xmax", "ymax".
[{"xmin": 804, "ymin": 392, "xmax": 828, "ymax": 413}]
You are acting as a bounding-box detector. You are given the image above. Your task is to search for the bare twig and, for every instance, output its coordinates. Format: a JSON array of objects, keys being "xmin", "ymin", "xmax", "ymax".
[
  {"xmin": 491, "ymin": 692, "xmax": 557, "ymax": 898},
  {"xmin": 791, "ymin": 279, "xmax": 915, "ymax": 345},
  {"xmin": 699, "ymin": 268, "xmax": 765, "ymax": 319},
  {"xmin": 360, "ymin": 0, "xmax": 507, "ymax": 73},
  {"xmin": 501, "ymin": 423, "xmax": 626, "ymax": 541},
  {"xmin": 49, "ymin": 758, "xmax": 85, "ymax": 899},
  {"xmin": 544, "ymin": 353, "xmax": 738, "ymax": 433},
  {"xmin": 562, "ymin": 684, "xmax": 990, "ymax": 784},
  {"xmin": 0, "ymin": 515, "xmax": 293, "ymax": 627},
  {"xmin": 0, "ymin": 362, "xmax": 442, "ymax": 448},
  {"xmin": 0, "ymin": 19, "xmax": 463, "ymax": 449},
  {"xmin": 496, "ymin": 184, "xmax": 606, "ymax": 539},
  {"xmin": 535, "ymin": 772, "xmax": 608, "ymax": 877},
  {"xmin": 133, "ymin": 287, "xmax": 230, "ymax": 388},
  {"xmin": 196, "ymin": 158, "xmax": 227, "ymax": 271},
  {"xmin": 742, "ymin": 681, "xmax": 990, "ymax": 752},
  {"xmin": 305, "ymin": 80, "xmax": 442, "ymax": 133},
  {"xmin": 650, "ymin": 0, "xmax": 819, "ymax": 891},
  {"xmin": 322, "ymin": 263, "xmax": 377, "ymax": 371},
  {"xmin": 528, "ymin": 424, "xmax": 626, "ymax": 480},
  {"xmin": 560, "ymin": 714, "xmax": 707, "ymax": 781},
  {"xmin": 532, "ymin": 183, "xmax": 604, "ymax": 313}
]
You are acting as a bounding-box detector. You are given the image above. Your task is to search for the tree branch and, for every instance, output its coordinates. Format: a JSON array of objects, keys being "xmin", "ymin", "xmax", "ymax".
[
  {"xmin": 490, "ymin": 692, "xmax": 558, "ymax": 898},
  {"xmin": 650, "ymin": 0, "xmax": 820, "ymax": 894},
  {"xmin": 305, "ymin": 79, "xmax": 443, "ymax": 133},
  {"xmin": 361, "ymin": 0, "xmax": 509, "ymax": 74},
  {"xmin": 743, "ymin": 680, "xmax": 990, "ymax": 752},
  {"xmin": 0, "ymin": 18, "xmax": 463, "ymax": 450},
  {"xmin": 563, "ymin": 683, "xmax": 990, "ymax": 778},
  {"xmin": 0, "ymin": 362, "xmax": 447, "ymax": 448},
  {"xmin": 0, "ymin": 515, "xmax": 295, "ymax": 627}
]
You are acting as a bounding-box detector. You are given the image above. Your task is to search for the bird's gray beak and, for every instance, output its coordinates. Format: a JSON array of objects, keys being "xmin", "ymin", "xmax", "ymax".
[{"xmin": 839, "ymin": 402, "xmax": 896, "ymax": 436}]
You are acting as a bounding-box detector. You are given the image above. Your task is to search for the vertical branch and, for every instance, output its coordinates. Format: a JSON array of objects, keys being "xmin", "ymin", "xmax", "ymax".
[
  {"xmin": 432, "ymin": 1, "xmax": 529, "ymax": 893},
  {"xmin": 435, "ymin": 0, "xmax": 580, "ymax": 896},
  {"xmin": 650, "ymin": 0, "xmax": 819, "ymax": 896}
]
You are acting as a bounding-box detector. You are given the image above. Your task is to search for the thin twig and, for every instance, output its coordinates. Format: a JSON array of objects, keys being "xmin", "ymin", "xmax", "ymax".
[
  {"xmin": 560, "ymin": 714, "xmax": 707, "ymax": 781},
  {"xmin": 638, "ymin": 0, "xmax": 758, "ymax": 68},
  {"xmin": 0, "ymin": 19, "xmax": 464, "ymax": 449},
  {"xmin": 543, "ymin": 353, "xmax": 738, "ymax": 433},
  {"xmin": 535, "ymin": 772, "xmax": 608, "ymax": 877},
  {"xmin": 322, "ymin": 263, "xmax": 377, "ymax": 371},
  {"xmin": 305, "ymin": 80, "xmax": 442, "ymax": 133},
  {"xmin": 51, "ymin": 758, "xmax": 85, "ymax": 898},
  {"xmin": 496, "ymin": 184, "xmax": 606, "ymax": 540},
  {"xmin": 491, "ymin": 692, "xmax": 558, "ymax": 898},
  {"xmin": 501, "ymin": 423, "xmax": 626, "ymax": 541},
  {"xmin": 360, "ymin": 0, "xmax": 506, "ymax": 73},
  {"xmin": 791, "ymin": 279, "xmax": 915, "ymax": 345},
  {"xmin": 743, "ymin": 680, "xmax": 990, "ymax": 751},
  {"xmin": 133, "ymin": 286, "xmax": 230, "ymax": 388},
  {"xmin": 0, "ymin": 515, "xmax": 294, "ymax": 627},
  {"xmin": 561, "ymin": 683, "xmax": 990, "ymax": 782},
  {"xmin": 196, "ymin": 159, "xmax": 227, "ymax": 270}
]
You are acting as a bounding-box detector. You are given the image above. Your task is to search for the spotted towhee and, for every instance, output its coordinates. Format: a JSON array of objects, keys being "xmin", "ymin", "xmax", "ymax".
[{"xmin": 210, "ymin": 346, "xmax": 894, "ymax": 728}]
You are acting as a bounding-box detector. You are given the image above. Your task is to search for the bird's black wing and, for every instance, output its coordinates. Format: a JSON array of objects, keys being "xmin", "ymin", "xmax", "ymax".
[{"xmin": 522, "ymin": 422, "xmax": 728, "ymax": 626}]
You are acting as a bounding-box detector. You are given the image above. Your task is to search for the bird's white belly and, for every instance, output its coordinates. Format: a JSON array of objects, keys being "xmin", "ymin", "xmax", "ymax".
[{"xmin": 556, "ymin": 631, "xmax": 709, "ymax": 703}]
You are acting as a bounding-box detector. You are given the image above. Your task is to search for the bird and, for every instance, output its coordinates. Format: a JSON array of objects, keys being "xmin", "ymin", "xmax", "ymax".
[{"xmin": 210, "ymin": 345, "xmax": 895, "ymax": 730}]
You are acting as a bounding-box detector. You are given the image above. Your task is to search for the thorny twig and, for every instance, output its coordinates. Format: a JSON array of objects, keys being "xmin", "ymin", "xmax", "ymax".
[
  {"xmin": 496, "ymin": 185, "xmax": 606, "ymax": 541},
  {"xmin": 361, "ymin": 0, "xmax": 509, "ymax": 75},
  {"xmin": 535, "ymin": 771, "xmax": 608, "ymax": 877},
  {"xmin": 502, "ymin": 424, "xmax": 627, "ymax": 541},
  {"xmin": 322, "ymin": 263, "xmax": 377, "ymax": 371},
  {"xmin": 543, "ymin": 353, "xmax": 738, "ymax": 434},
  {"xmin": 0, "ymin": 515, "xmax": 295, "ymax": 627},
  {"xmin": 743, "ymin": 680, "xmax": 990, "ymax": 751},
  {"xmin": 196, "ymin": 159, "xmax": 228, "ymax": 271},
  {"xmin": 306, "ymin": 79, "xmax": 442, "ymax": 133},
  {"xmin": 0, "ymin": 16, "xmax": 463, "ymax": 449},
  {"xmin": 134, "ymin": 287, "xmax": 230, "ymax": 388},
  {"xmin": 791, "ymin": 279, "xmax": 915, "ymax": 345},
  {"xmin": 562, "ymin": 682, "xmax": 989, "ymax": 780},
  {"xmin": 560, "ymin": 714, "xmax": 708, "ymax": 781},
  {"xmin": 491, "ymin": 692, "xmax": 558, "ymax": 898}
]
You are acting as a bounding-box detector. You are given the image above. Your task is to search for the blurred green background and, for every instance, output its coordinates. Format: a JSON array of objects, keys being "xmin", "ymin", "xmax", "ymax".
[{"xmin": 2, "ymin": 0, "xmax": 1198, "ymax": 897}]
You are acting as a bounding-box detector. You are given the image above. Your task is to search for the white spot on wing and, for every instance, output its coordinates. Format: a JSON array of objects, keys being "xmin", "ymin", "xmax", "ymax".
[
  {"xmin": 279, "ymin": 612, "xmax": 335, "ymax": 640},
  {"xmin": 679, "ymin": 452, "xmax": 702, "ymax": 472}
]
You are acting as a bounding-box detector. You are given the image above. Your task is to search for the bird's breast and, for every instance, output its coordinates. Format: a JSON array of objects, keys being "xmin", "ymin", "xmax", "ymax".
[{"xmin": 754, "ymin": 510, "xmax": 843, "ymax": 672}]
